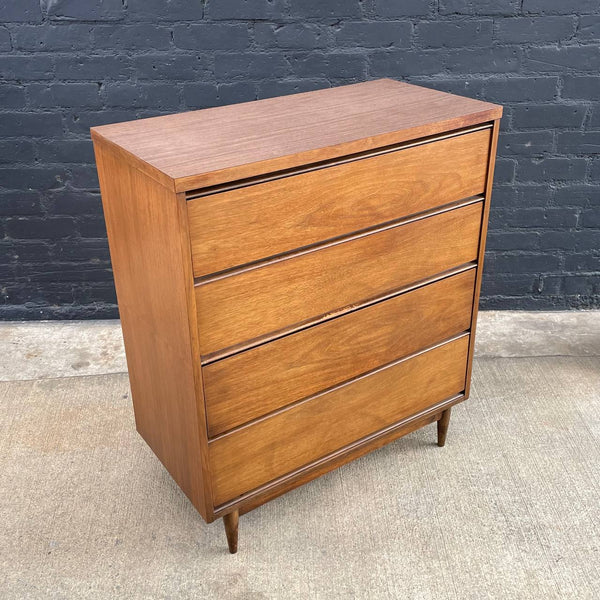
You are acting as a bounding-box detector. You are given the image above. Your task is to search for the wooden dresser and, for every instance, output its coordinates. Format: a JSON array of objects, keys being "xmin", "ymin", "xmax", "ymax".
[{"xmin": 91, "ymin": 79, "xmax": 502, "ymax": 553}]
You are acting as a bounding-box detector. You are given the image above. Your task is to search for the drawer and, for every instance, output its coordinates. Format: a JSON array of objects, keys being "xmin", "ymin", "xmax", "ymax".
[
  {"xmin": 187, "ymin": 128, "xmax": 491, "ymax": 277},
  {"xmin": 204, "ymin": 268, "xmax": 476, "ymax": 437},
  {"xmin": 195, "ymin": 200, "xmax": 482, "ymax": 357},
  {"xmin": 209, "ymin": 335, "xmax": 470, "ymax": 506}
]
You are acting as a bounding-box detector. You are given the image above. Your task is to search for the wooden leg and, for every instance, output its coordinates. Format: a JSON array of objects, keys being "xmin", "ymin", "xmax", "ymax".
[
  {"xmin": 437, "ymin": 408, "xmax": 452, "ymax": 447},
  {"xmin": 223, "ymin": 510, "xmax": 239, "ymax": 554}
]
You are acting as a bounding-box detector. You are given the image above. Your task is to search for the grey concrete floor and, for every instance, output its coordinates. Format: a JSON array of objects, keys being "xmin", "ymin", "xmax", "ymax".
[{"xmin": 0, "ymin": 312, "xmax": 599, "ymax": 599}]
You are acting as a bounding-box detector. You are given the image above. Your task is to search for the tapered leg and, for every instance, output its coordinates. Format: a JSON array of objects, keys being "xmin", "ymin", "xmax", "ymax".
[
  {"xmin": 437, "ymin": 408, "xmax": 452, "ymax": 447},
  {"xmin": 223, "ymin": 510, "xmax": 239, "ymax": 554}
]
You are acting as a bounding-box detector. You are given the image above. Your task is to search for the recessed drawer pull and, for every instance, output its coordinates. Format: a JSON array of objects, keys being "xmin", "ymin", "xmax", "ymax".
[
  {"xmin": 187, "ymin": 128, "xmax": 491, "ymax": 278},
  {"xmin": 195, "ymin": 200, "xmax": 484, "ymax": 357},
  {"xmin": 204, "ymin": 269, "xmax": 477, "ymax": 438}
]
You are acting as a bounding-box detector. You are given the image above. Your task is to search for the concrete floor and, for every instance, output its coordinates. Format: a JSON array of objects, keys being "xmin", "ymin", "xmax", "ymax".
[{"xmin": 0, "ymin": 312, "xmax": 599, "ymax": 599}]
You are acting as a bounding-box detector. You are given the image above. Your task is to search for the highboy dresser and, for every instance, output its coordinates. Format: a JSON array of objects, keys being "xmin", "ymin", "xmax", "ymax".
[{"xmin": 92, "ymin": 79, "xmax": 502, "ymax": 553}]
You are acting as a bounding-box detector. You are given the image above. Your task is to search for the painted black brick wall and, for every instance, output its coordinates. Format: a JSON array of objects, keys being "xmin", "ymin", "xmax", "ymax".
[{"xmin": 1, "ymin": 0, "xmax": 599, "ymax": 319}]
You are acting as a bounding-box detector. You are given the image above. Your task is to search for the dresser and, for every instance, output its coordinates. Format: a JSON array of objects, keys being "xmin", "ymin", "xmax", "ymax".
[{"xmin": 91, "ymin": 79, "xmax": 502, "ymax": 554}]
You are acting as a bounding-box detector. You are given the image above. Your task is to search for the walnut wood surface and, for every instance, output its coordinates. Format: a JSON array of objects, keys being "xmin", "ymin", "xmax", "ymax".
[
  {"xmin": 91, "ymin": 79, "xmax": 501, "ymax": 191},
  {"xmin": 221, "ymin": 410, "xmax": 444, "ymax": 518},
  {"xmin": 203, "ymin": 269, "xmax": 476, "ymax": 437},
  {"xmin": 437, "ymin": 408, "xmax": 452, "ymax": 447},
  {"xmin": 209, "ymin": 335, "xmax": 470, "ymax": 506},
  {"xmin": 223, "ymin": 511, "xmax": 239, "ymax": 554},
  {"xmin": 187, "ymin": 128, "xmax": 490, "ymax": 277},
  {"xmin": 92, "ymin": 137, "xmax": 213, "ymax": 521},
  {"xmin": 195, "ymin": 200, "xmax": 483, "ymax": 357},
  {"xmin": 465, "ymin": 119, "xmax": 501, "ymax": 398},
  {"xmin": 91, "ymin": 81, "xmax": 502, "ymax": 545}
]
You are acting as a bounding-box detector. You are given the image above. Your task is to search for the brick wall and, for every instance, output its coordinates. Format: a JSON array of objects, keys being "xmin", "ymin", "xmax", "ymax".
[{"xmin": 1, "ymin": 0, "xmax": 599, "ymax": 319}]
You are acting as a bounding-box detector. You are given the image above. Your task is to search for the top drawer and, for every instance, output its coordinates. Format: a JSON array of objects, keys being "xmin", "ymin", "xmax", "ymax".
[{"xmin": 187, "ymin": 127, "xmax": 491, "ymax": 278}]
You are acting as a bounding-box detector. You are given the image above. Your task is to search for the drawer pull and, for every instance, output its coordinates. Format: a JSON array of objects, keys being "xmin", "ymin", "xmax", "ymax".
[
  {"xmin": 195, "ymin": 200, "xmax": 483, "ymax": 357},
  {"xmin": 188, "ymin": 128, "xmax": 491, "ymax": 277}
]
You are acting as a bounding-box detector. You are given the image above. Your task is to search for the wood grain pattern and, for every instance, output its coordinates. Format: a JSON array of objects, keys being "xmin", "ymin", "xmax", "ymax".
[
  {"xmin": 92, "ymin": 137, "xmax": 213, "ymax": 521},
  {"xmin": 203, "ymin": 269, "xmax": 476, "ymax": 437},
  {"xmin": 209, "ymin": 335, "xmax": 470, "ymax": 506},
  {"xmin": 187, "ymin": 128, "xmax": 491, "ymax": 277},
  {"xmin": 195, "ymin": 200, "xmax": 483, "ymax": 357},
  {"xmin": 91, "ymin": 79, "xmax": 502, "ymax": 191},
  {"xmin": 91, "ymin": 80, "xmax": 502, "ymax": 547},
  {"xmin": 220, "ymin": 410, "xmax": 445, "ymax": 518}
]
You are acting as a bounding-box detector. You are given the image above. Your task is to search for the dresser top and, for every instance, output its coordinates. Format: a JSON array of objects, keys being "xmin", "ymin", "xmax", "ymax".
[{"xmin": 91, "ymin": 78, "xmax": 502, "ymax": 192}]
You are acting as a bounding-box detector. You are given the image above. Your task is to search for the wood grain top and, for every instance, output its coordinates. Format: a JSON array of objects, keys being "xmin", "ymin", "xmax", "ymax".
[{"xmin": 90, "ymin": 79, "xmax": 502, "ymax": 192}]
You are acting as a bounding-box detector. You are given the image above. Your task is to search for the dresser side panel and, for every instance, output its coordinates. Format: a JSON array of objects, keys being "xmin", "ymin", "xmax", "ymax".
[
  {"xmin": 93, "ymin": 138, "xmax": 212, "ymax": 521},
  {"xmin": 465, "ymin": 119, "xmax": 501, "ymax": 397}
]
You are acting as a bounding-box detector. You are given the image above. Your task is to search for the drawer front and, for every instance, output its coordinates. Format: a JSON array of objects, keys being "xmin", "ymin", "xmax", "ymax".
[
  {"xmin": 204, "ymin": 268, "xmax": 476, "ymax": 437},
  {"xmin": 187, "ymin": 128, "xmax": 491, "ymax": 277},
  {"xmin": 195, "ymin": 200, "xmax": 482, "ymax": 357},
  {"xmin": 209, "ymin": 335, "xmax": 469, "ymax": 506}
]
